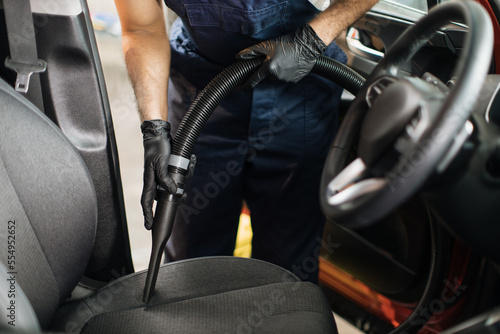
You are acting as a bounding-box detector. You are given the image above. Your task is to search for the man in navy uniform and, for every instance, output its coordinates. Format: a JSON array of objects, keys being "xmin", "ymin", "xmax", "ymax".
[{"xmin": 114, "ymin": 0, "xmax": 378, "ymax": 282}]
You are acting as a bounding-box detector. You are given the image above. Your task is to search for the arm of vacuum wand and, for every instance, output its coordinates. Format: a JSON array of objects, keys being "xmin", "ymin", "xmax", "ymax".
[{"xmin": 142, "ymin": 173, "xmax": 185, "ymax": 303}]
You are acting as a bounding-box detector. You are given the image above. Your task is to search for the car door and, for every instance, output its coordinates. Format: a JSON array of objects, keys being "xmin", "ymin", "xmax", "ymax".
[{"xmin": 0, "ymin": 0, "xmax": 134, "ymax": 284}]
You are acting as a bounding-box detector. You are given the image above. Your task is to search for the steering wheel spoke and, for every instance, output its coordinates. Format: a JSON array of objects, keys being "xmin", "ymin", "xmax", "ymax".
[{"xmin": 326, "ymin": 158, "xmax": 386, "ymax": 207}]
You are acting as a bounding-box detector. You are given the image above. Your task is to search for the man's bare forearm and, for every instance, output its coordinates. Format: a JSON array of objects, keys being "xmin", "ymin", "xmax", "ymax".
[
  {"xmin": 309, "ymin": 0, "xmax": 379, "ymax": 45},
  {"xmin": 122, "ymin": 31, "xmax": 170, "ymax": 122},
  {"xmin": 115, "ymin": 0, "xmax": 169, "ymax": 122}
]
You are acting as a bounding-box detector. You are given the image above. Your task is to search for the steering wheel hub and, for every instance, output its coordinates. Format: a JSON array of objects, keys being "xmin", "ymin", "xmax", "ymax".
[{"xmin": 359, "ymin": 79, "xmax": 423, "ymax": 167}]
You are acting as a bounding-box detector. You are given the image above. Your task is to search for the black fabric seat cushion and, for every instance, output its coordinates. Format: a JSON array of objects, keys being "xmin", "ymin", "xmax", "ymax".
[{"xmin": 51, "ymin": 257, "xmax": 337, "ymax": 333}]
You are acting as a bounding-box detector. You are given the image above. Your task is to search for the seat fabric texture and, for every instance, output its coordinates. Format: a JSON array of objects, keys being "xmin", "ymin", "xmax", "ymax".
[
  {"xmin": 0, "ymin": 79, "xmax": 337, "ymax": 333},
  {"xmin": 51, "ymin": 257, "xmax": 337, "ymax": 333}
]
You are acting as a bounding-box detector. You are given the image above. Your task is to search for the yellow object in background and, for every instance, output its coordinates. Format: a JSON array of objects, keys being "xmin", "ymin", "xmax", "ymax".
[{"xmin": 233, "ymin": 211, "xmax": 253, "ymax": 258}]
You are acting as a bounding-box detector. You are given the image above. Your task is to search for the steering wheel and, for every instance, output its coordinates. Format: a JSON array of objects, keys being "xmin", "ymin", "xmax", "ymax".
[{"xmin": 320, "ymin": 1, "xmax": 493, "ymax": 228}]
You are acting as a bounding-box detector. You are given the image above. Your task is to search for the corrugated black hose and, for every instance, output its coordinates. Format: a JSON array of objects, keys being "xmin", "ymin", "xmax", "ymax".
[{"xmin": 170, "ymin": 55, "xmax": 366, "ymax": 166}]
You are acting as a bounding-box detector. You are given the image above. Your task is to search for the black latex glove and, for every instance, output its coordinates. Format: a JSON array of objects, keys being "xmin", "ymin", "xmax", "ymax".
[
  {"xmin": 141, "ymin": 119, "xmax": 177, "ymax": 230},
  {"xmin": 237, "ymin": 24, "xmax": 327, "ymax": 89}
]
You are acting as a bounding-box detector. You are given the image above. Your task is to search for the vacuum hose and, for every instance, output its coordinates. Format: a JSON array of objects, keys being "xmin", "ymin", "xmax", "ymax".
[
  {"xmin": 171, "ymin": 56, "xmax": 365, "ymax": 165},
  {"xmin": 143, "ymin": 56, "xmax": 366, "ymax": 303}
]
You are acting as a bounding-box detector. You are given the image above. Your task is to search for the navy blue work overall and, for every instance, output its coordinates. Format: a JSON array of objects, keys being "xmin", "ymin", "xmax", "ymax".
[{"xmin": 165, "ymin": 0, "xmax": 345, "ymax": 282}]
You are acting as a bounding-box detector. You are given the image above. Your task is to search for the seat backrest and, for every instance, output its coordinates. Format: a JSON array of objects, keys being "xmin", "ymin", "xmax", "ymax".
[{"xmin": 0, "ymin": 78, "xmax": 97, "ymax": 328}]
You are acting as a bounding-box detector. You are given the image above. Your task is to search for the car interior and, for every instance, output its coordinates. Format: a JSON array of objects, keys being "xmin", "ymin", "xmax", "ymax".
[{"xmin": 1, "ymin": 0, "xmax": 500, "ymax": 333}]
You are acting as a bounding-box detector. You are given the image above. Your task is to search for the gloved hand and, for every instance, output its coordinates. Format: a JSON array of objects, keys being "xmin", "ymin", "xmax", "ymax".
[
  {"xmin": 237, "ymin": 24, "xmax": 327, "ymax": 89},
  {"xmin": 141, "ymin": 119, "xmax": 177, "ymax": 230}
]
